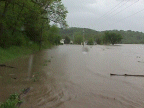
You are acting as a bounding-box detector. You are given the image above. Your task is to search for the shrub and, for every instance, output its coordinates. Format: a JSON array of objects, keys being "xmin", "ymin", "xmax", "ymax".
[{"xmin": 0, "ymin": 93, "xmax": 22, "ymax": 108}]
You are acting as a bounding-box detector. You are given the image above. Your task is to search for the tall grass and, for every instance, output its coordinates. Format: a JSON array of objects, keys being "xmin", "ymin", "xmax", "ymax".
[
  {"xmin": 0, "ymin": 43, "xmax": 40, "ymax": 64},
  {"xmin": 0, "ymin": 46, "xmax": 29, "ymax": 64},
  {"xmin": 0, "ymin": 41, "xmax": 53, "ymax": 64}
]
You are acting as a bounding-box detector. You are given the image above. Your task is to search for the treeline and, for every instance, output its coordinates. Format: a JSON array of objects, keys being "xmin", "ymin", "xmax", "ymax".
[
  {"xmin": 59, "ymin": 27, "xmax": 144, "ymax": 44},
  {"xmin": 59, "ymin": 27, "xmax": 99, "ymax": 40},
  {"xmin": 0, "ymin": 0, "xmax": 68, "ymax": 48}
]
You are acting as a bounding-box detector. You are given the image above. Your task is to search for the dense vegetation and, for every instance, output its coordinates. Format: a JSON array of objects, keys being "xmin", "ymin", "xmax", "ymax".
[
  {"xmin": 0, "ymin": 0, "xmax": 68, "ymax": 48},
  {"xmin": 0, "ymin": 93, "xmax": 22, "ymax": 108},
  {"xmin": 64, "ymin": 36, "xmax": 70, "ymax": 44},
  {"xmin": 0, "ymin": 0, "xmax": 68, "ymax": 63},
  {"xmin": 74, "ymin": 35, "xmax": 83, "ymax": 44},
  {"xmin": 104, "ymin": 32, "xmax": 123, "ymax": 45},
  {"xmin": 87, "ymin": 38, "xmax": 94, "ymax": 45},
  {"xmin": 59, "ymin": 27, "xmax": 144, "ymax": 44},
  {"xmin": 59, "ymin": 27, "xmax": 98, "ymax": 41}
]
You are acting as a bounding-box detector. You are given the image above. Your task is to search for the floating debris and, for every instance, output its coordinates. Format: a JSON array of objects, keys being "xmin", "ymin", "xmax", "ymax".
[{"xmin": 110, "ymin": 73, "xmax": 144, "ymax": 77}]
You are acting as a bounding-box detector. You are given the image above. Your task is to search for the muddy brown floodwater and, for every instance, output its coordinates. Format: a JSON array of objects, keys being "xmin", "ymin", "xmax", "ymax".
[{"xmin": 1, "ymin": 44, "xmax": 144, "ymax": 108}]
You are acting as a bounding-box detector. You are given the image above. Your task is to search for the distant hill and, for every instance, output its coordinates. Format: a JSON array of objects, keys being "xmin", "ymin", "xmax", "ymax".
[
  {"xmin": 59, "ymin": 27, "xmax": 144, "ymax": 44},
  {"xmin": 106, "ymin": 30, "xmax": 144, "ymax": 44},
  {"xmin": 59, "ymin": 27, "xmax": 99, "ymax": 40}
]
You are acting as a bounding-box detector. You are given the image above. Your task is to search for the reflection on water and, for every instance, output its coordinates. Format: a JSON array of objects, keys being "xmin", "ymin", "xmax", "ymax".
[
  {"xmin": 82, "ymin": 46, "xmax": 89, "ymax": 54},
  {"xmin": 1, "ymin": 44, "xmax": 144, "ymax": 108}
]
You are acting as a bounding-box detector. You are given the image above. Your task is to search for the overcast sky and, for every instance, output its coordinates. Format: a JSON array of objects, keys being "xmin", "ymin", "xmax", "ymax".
[{"xmin": 61, "ymin": 0, "xmax": 144, "ymax": 32}]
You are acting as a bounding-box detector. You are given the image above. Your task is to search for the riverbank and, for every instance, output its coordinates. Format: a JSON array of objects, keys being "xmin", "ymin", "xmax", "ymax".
[
  {"xmin": 0, "ymin": 48, "xmax": 52, "ymax": 107},
  {"xmin": 0, "ymin": 44, "xmax": 53, "ymax": 107},
  {"xmin": 0, "ymin": 43, "xmax": 53, "ymax": 64}
]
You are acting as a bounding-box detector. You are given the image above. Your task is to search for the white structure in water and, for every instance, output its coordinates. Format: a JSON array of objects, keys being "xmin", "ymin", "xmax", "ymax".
[
  {"xmin": 70, "ymin": 40, "xmax": 73, "ymax": 44},
  {"xmin": 60, "ymin": 39, "xmax": 65, "ymax": 44}
]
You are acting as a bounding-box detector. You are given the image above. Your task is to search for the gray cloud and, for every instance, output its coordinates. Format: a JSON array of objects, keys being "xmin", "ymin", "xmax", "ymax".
[{"xmin": 62, "ymin": 0, "xmax": 144, "ymax": 32}]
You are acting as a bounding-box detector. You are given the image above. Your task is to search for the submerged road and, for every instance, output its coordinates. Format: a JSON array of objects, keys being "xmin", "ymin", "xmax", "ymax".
[
  {"xmin": 1, "ymin": 44, "xmax": 144, "ymax": 108},
  {"xmin": 34, "ymin": 44, "xmax": 144, "ymax": 108}
]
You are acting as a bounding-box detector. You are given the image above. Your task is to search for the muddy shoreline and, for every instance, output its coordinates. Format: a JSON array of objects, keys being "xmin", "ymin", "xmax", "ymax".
[{"xmin": 0, "ymin": 51, "xmax": 50, "ymax": 107}]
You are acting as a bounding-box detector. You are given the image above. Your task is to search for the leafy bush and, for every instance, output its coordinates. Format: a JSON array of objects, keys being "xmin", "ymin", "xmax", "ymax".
[
  {"xmin": 0, "ymin": 93, "xmax": 22, "ymax": 108},
  {"xmin": 74, "ymin": 35, "xmax": 83, "ymax": 44},
  {"xmin": 87, "ymin": 38, "xmax": 94, "ymax": 45},
  {"xmin": 64, "ymin": 36, "xmax": 70, "ymax": 44},
  {"xmin": 104, "ymin": 32, "xmax": 123, "ymax": 45},
  {"xmin": 0, "ymin": 30, "xmax": 28, "ymax": 48},
  {"xmin": 12, "ymin": 32, "xmax": 27, "ymax": 46}
]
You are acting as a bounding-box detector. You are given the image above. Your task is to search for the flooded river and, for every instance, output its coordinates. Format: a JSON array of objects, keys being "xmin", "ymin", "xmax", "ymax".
[{"xmin": 1, "ymin": 44, "xmax": 144, "ymax": 108}]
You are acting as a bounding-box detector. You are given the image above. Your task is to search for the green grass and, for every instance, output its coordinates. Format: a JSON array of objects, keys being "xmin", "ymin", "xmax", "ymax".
[
  {"xmin": 0, "ymin": 43, "xmax": 52, "ymax": 64},
  {"xmin": 0, "ymin": 46, "xmax": 31, "ymax": 64}
]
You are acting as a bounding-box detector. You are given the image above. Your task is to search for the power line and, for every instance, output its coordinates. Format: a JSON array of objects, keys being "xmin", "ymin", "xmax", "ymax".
[
  {"xmin": 108, "ymin": 0, "xmax": 139, "ymax": 19},
  {"xmin": 97, "ymin": 0, "xmax": 125, "ymax": 19},
  {"xmin": 96, "ymin": 0, "xmax": 129, "ymax": 30},
  {"xmin": 101, "ymin": 7, "xmax": 144, "ymax": 32},
  {"xmin": 97, "ymin": 0, "xmax": 140, "ymax": 31},
  {"xmin": 98, "ymin": 0, "xmax": 129, "ymax": 20},
  {"xmin": 100, "ymin": 0, "xmax": 139, "ymax": 26},
  {"xmin": 112, "ymin": 8, "xmax": 144, "ymax": 25}
]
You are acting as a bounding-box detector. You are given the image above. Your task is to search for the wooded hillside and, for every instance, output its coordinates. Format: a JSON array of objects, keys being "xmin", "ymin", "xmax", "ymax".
[{"xmin": 59, "ymin": 27, "xmax": 144, "ymax": 44}]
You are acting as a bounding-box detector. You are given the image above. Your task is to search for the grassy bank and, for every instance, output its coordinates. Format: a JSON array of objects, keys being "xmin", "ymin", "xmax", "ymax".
[
  {"xmin": 0, "ymin": 43, "xmax": 52, "ymax": 64},
  {"xmin": 0, "ymin": 42, "xmax": 53, "ymax": 107}
]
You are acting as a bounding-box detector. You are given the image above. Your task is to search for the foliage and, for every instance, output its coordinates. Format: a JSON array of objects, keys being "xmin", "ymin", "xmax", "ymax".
[
  {"xmin": 59, "ymin": 27, "xmax": 144, "ymax": 44},
  {"xmin": 87, "ymin": 38, "xmax": 94, "ymax": 45},
  {"xmin": 94, "ymin": 33, "xmax": 103, "ymax": 44},
  {"xmin": 96, "ymin": 38, "xmax": 101, "ymax": 44},
  {"xmin": 104, "ymin": 32, "xmax": 123, "ymax": 45},
  {"xmin": 59, "ymin": 27, "xmax": 98, "ymax": 40},
  {"xmin": 64, "ymin": 36, "xmax": 70, "ymax": 44},
  {"xmin": 74, "ymin": 35, "xmax": 83, "ymax": 44},
  {"xmin": 0, "ymin": 0, "xmax": 68, "ymax": 48},
  {"xmin": 0, "ymin": 45, "xmax": 39, "ymax": 64},
  {"xmin": 46, "ymin": 0, "xmax": 68, "ymax": 28},
  {"xmin": 0, "ymin": 93, "xmax": 22, "ymax": 108},
  {"xmin": 46, "ymin": 25, "xmax": 61, "ymax": 45}
]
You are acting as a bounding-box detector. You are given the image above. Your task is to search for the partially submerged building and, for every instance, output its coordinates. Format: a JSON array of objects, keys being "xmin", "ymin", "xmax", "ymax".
[
  {"xmin": 60, "ymin": 39, "xmax": 65, "ymax": 45},
  {"xmin": 70, "ymin": 40, "xmax": 73, "ymax": 44}
]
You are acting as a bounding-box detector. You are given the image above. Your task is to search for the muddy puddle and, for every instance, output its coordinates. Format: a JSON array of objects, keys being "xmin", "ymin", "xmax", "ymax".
[{"xmin": 1, "ymin": 44, "xmax": 144, "ymax": 108}]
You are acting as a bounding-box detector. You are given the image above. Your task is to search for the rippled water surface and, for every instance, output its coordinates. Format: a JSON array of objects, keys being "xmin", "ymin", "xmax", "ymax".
[{"xmin": 1, "ymin": 44, "xmax": 144, "ymax": 108}]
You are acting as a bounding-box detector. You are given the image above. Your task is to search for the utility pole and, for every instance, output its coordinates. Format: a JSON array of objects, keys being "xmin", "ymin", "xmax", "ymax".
[
  {"xmin": 83, "ymin": 28, "xmax": 85, "ymax": 46},
  {"xmin": 39, "ymin": 23, "xmax": 43, "ymax": 51}
]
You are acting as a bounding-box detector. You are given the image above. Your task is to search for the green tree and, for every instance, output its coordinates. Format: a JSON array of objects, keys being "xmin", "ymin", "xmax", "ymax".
[
  {"xmin": 87, "ymin": 38, "xmax": 94, "ymax": 45},
  {"xmin": 74, "ymin": 35, "xmax": 83, "ymax": 44},
  {"xmin": 0, "ymin": 0, "xmax": 68, "ymax": 48},
  {"xmin": 64, "ymin": 36, "xmax": 70, "ymax": 44},
  {"xmin": 46, "ymin": 0, "xmax": 68, "ymax": 28},
  {"xmin": 46, "ymin": 25, "xmax": 61, "ymax": 45},
  {"xmin": 103, "ymin": 34, "xmax": 109, "ymax": 45},
  {"xmin": 104, "ymin": 32, "xmax": 123, "ymax": 45},
  {"xmin": 96, "ymin": 38, "xmax": 101, "ymax": 44},
  {"xmin": 94, "ymin": 33, "xmax": 103, "ymax": 44},
  {"xmin": 54, "ymin": 35, "xmax": 61, "ymax": 45}
]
